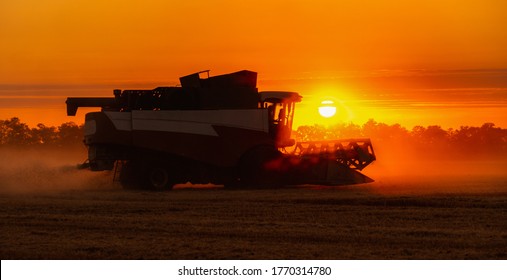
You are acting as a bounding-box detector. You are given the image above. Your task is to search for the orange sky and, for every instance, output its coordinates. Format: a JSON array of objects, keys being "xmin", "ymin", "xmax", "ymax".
[{"xmin": 1, "ymin": 0, "xmax": 507, "ymax": 128}]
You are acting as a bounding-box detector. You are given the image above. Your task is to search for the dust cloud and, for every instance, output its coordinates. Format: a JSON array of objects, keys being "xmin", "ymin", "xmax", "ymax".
[
  {"xmin": 0, "ymin": 140, "xmax": 505, "ymax": 195},
  {"xmin": 363, "ymin": 141, "xmax": 507, "ymax": 195},
  {"xmin": 0, "ymin": 148, "xmax": 114, "ymax": 194}
]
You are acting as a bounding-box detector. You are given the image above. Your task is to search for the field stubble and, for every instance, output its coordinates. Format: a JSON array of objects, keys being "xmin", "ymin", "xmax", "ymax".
[{"xmin": 1, "ymin": 172, "xmax": 506, "ymax": 259}]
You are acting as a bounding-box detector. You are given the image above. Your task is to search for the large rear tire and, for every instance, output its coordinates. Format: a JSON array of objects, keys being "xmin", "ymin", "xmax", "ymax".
[
  {"xmin": 119, "ymin": 160, "xmax": 175, "ymax": 191},
  {"xmin": 147, "ymin": 166, "xmax": 174, "ymax": 191}
]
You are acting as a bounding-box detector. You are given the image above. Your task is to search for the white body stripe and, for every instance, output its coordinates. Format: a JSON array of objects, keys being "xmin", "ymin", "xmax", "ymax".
[
  {"xmin": 134, "ymin": 119, "xmax": 219, "ymax": 136},
  {"xmin": 104, "ymin": 112, "xmax": 132, "ymax": 131},
  {"xmin": 84, "ymin": 120, "xmax": 96, "ymax": 136},
  {"xmin": 104, "ymin": 110, "xmax": 269, "ymax": 137}
]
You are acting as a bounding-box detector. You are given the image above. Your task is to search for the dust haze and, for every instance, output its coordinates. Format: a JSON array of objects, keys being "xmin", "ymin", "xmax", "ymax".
[
  {"xmin": 0, "ymin": 148, "xmax": 113, "ymax": 194},
  {"xmin": 363, "ymin": 140, "xmax": 507, "ymax": 195},
  {"xmin": 1, "ymin": 143, "xmax": 505, "ymax": 195}
]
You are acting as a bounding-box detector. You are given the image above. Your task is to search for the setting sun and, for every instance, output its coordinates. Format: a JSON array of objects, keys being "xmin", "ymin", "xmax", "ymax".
[{"xmin": 318, "ymin": 100, "xmax": 336, "ymax": 118}]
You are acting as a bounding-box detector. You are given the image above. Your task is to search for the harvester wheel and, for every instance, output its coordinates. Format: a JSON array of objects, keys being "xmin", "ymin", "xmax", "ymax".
[
  {"xmin": 148, "ymin": 167, "xmax": 174, "ymax": 190},
  {"xmin": 238, "ymin": 145, "xmax": 283, "ymax": 188}
]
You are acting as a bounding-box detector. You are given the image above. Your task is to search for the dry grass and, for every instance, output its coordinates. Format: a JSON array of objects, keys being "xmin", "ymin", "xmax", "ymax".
[{"xmin": 1, "ymin": 176, "xmax": 506, "ymax": 259}]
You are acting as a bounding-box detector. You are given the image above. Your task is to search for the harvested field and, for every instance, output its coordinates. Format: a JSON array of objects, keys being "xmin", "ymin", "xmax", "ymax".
[{"xmin": 1, "ymin": 172, "xmax": 506, "ymax": 259}]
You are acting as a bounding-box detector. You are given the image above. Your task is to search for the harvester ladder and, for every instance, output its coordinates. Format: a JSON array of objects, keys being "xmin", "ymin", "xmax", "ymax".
[{"xmin": 112, "ymin": 160, "xmax": 126, "ymax": 182}]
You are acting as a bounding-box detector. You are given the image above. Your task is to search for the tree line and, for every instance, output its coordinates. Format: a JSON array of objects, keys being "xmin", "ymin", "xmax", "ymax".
[
  {"xmin": 295, "ymin": 120, "xmax": 507, "ymax": 159},
  {"xmin": 295, "ymin": 120, "xmax": 507, "ymax": 160},
  {"xmin": 0, "ymin": 117, "xmax": 83, "ymax": 147},
  {"xmin": 1, "ymin": 117, "xmax": 506, "ymax": 159}
]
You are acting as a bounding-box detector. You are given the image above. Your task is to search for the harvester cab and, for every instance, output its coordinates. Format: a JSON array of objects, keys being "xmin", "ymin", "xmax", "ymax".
[{"xmin": 260, "ymin": 91, "xmax": 302, "ymax": 148}]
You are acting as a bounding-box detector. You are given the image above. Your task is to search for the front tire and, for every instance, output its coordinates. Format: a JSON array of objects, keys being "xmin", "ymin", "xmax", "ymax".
[
  {"xmin": 237, "ymin": 145, "xmax": 283, "ymax": 188},
  {"xmin": 148, "ymin": 166, "xmax": 174, "ymax": 190}
]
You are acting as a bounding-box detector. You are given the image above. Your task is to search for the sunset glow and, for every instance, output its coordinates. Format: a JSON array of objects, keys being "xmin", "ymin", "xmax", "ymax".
[{"xmin": 0, "ymin": 0, "xmax": 506, "ymax": 128}]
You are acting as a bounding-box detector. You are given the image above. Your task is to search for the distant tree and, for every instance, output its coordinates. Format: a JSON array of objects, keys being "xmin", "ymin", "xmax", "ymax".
[
  {"xmin": 295, "ymin": 125, "xmax": 326, "ymax": 142},
  {"xmin": 450, "ymin": 123, "xmax": 507, "ymax": 156},
  {"xmin": 362, "ymin": 120, "xmax": 408, "ymax": 142},
  {"xmin": 0, "ymin": 117, "xmax": 32, "ymax": 145},
  {"xmin": 0, "ymin": 118, "xmax": 83, "ymax": 147},
  {"xmin": 57, "ymin": 122, "xmax": 83, "ymax": 147},
  {"xmin": 478, "ymin": 123, "xmax": 505, "ymax": 153},
  {"xmin": 328, "ymin": 123, "xmax": 363, "ymax": 139},
  {"xmin": 411, "ymin": 125, "xmax": 447, "ymax": 145},
  {"xmin": 30, "ymin": 123, "xmax": 58, "ymax": 145}
]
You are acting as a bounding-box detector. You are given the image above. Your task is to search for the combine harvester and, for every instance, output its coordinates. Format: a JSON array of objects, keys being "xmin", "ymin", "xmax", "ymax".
[{"xmin": 66, "ymin": 70, "xmax": 375, "ymax": 190}]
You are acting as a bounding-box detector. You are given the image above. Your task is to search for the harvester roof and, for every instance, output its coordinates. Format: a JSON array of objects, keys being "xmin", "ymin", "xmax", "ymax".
[{"xmin": 260, "ymin": 91, "xmax": 302, "ymax": 103}]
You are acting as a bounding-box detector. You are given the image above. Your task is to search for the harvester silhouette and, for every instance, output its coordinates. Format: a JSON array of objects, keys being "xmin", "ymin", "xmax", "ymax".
[{"xmin": 67, "ymin": 70, "xmax": 375, "ymax": 189}]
